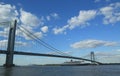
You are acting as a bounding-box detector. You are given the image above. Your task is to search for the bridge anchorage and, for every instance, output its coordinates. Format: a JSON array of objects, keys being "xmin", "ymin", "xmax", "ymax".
[{"xmin": 0, "ymin": 20, "xmax": 102, "ymax": 67}]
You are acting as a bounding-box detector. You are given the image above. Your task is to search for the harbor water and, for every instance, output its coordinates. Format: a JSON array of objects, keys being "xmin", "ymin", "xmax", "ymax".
[{"xmin": 0, "ymin": 65, "xmax": 120, "ymax": 76}]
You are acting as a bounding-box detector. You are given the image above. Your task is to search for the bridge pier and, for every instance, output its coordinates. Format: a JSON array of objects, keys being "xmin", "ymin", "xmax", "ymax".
[{"xmin": 4, "ymin": 20, "xmax": 17, "ymax": 67}]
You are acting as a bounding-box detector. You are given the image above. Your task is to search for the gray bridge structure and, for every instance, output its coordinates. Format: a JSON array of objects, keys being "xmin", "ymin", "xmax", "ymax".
[{"xmin": 0, "ymin": 20, "xmax": 102, "ymax": 67}]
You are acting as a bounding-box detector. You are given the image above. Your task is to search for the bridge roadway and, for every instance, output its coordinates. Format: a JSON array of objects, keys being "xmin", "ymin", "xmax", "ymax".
[{"xmin": 0, "ymin": 50, "xmax": 102, "ymax": 64}]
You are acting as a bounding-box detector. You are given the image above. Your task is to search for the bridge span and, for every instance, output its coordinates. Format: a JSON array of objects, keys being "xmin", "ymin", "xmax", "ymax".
[
  {"xmin": 0, "ymin": 50, "xmax": 102, "ymax": 64},
  {"xmin": 0, "ymin": 20, "xmax": 102, "ymax": 67}
]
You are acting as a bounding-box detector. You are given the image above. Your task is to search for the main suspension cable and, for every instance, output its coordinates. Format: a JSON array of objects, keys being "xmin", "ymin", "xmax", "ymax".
[{"xmin": 17, "ymin": 26, "xmax": 71, "ymax": 56}]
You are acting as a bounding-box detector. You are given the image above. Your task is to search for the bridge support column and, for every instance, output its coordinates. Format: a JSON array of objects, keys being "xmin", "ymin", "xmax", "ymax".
[{"xmin": 4, "ymin": 20, "xmax": 17, "ymax": 67}]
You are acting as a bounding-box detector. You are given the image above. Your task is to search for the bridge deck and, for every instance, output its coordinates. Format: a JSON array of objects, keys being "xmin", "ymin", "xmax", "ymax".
[{"xmin": 0, "ymin": 50, "xmax": 102, "ymax": 64}]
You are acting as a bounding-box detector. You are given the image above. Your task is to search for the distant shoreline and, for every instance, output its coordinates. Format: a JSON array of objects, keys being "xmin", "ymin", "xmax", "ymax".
[
  {"xmin": 1, "ymin": 63, "xmax": 120, "ymax": 67},
  {"xmin": 32, "ymin": 63, "xmax": 120, "ymax": 66}
]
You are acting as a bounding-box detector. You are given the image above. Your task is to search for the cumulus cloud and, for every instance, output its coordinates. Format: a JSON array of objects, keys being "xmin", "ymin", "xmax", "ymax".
[
  {"xmin": 0, "ymin": 3, "xmax": 18, "ymax": 22},
  {"xmin": 70, "ymin": 39, "xmax": 118, "ymax": 49},
  {"xmin": 53, "ymin": 10, "xmax": 97, "ymax": 34},
  {"xmin": 68, "ymin": 10, "xmax": 97, "ymax": 29},
  {"xmin": 41, "ymin": 26, "xmax": 48, "ymax": 33},
  {"xmin": 53, "ymin": 25, "xmax": 69, "ymax": 34},
  {"xmin": 34, "ymin": 32, "xmax": 43, "ymax": 38},
  {"xmin": 0, "ymin": 3, "xmax": 47, "ymax": 41},
  {"xmin": 46, "ymin": 13, "xmax": 59, "ymax": 21},
  {"xmin": 0, "ymin": 40, "xmax": 27, "ymax": 47},
  {"xmin": 25, "ymin": 32, "xmax": 43, "ymax": 40},
  {"xmin": 19, "ymin": 11, "xmax": 44, "ymax": 40},
  {"xmin": 100, "ymin": 2, "xmax": 120, "ymax": 24},
  {"xmin": 20, "ymin": 9, "xmax": 43, "ymax": 27},
  {"xmin": 17, "ymin": 26, "xmax": 43, "ymax": 40},
  {"xmin": 51, "ymin": 13, "xmax": 59, "ymax": 19},
  {"xmin": 53, "ymin": 2, "xmax": 120, "ymax": 35},
  {"xmin": 22, "ymin": 32, "xmax": 43, "ymax": 40}
]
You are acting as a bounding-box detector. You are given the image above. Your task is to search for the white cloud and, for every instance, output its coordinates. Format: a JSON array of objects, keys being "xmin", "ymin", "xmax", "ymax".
[
  {"xmin": 46, "ymin": 16, "xmax": 50, "ymax": 21},
  {"xmin": 0, "ymin": 31, "xmax": 8, "ymax": 37},
  {"xmin": 18, "ymin": 26, "xmax": 43, "ymax": 40},
  {"xmin": 53, "ymin": 10, "xmax": 97, "ymax": 34},
  {"xmin": 0, "ymin": 3, "xmax": 45, "ymax": 40},
  {"xmin": 94, "ymin": 0, "xmax": 110, "ymax": 3},
  {"xmin": 0, "ymin": 40, "xmax": 27, "ymax": 47},
  {"xmin": 16, "ymin": 25, "xmax": 32, "ymax": 40},
  {"xmin": 53, "ymin": 25, "xmax": 69, "ymax": 34},
  {"xmin": 0, "ymin": 27, "xmax": 10, "ymax": 38},
  {"xmin": 34, "ymin": 32, "xmax": 43, "ymax": 38},
  {"xmin": 20, "ymin": 9, "xmax": 43, "ymax": 27},
  {"xmin": 46, "ymin": 13, "xmax": 59, "ymax": 21},
  {"xmin": 0, "ymin": 3, "xmax": 18, "ymax": 22},
  {"xmin": 41, "ymin": 26, "xmax": 48, "ymax": 33},
  {"xmin": 53, "ymin": 2, "xmax": 120, "ymax": 35},
  {"xmin": 100, "ymin": 2, "xmax": 120, "ymax": 24},
  {"xmin": 15, "ymin": 41, "xmax": 27, "ymax": 46},
  {"xmin": 51, "ymin": 13, "xmax": 59, "ymax": 19},
  {"xmin": 21, "ymin": 31, "xmax": 43, "ymax": 40},
  {"xmin": 71, "ymin": 39, "xmax": 118, "ymax": 49},
  {"xmin": 0, "ymin": 40, "xmax": 8, "ymax": 47},
  {"xmin": 68, "ymin": 10, "xmax": 97, "ymax": 29},
  {"xmin": 19, "ymin": 9, "xmax": 45, "ymax": 40}
]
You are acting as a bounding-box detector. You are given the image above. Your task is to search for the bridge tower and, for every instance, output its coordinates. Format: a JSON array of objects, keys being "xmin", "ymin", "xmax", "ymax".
[
  {"xmin": 4, "ymin": 20, "xmax": 17, "ymax": 67},
  {"xmin": 90, "ymin": 51, "xmax": 95, "ymax": 64}
]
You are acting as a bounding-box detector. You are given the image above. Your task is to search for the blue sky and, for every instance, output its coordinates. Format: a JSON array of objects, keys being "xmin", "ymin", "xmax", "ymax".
[{"xmin": 0, "ymin": 0, "xmax": 120, "ymax": 65}]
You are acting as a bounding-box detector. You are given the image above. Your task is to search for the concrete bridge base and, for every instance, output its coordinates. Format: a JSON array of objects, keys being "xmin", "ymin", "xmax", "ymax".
[{"xmin": 3, "ymin": 64, "xmax": 15, "ymax": 68}]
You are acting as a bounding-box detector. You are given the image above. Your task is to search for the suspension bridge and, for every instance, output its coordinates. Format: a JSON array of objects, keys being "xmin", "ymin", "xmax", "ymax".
[{"xmin": 0, "ymin": 20, "xmax": 102, "ymax": 67}]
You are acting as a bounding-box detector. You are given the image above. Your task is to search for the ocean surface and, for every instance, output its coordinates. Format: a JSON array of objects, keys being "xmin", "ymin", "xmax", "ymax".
[{"xmin": 0, "ymin": 65, "xmax": 120, "ymax": 76}]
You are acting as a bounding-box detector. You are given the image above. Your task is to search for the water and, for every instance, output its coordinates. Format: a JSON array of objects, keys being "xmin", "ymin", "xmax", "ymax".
[{"xmin": 0, "ymin": 65, "xmax": 120, "ymax": 76}]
